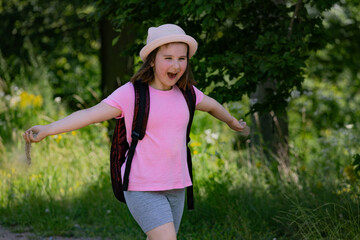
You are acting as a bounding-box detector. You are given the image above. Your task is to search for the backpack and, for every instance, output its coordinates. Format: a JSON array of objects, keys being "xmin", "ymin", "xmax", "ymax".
[{"xmin": 110, "ymin": 80, "xmax": 196, "ymax": 209}]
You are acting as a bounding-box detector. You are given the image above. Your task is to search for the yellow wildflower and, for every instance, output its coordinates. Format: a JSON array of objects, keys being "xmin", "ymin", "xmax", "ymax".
[
  {"xmin": 344, "ymin": 166, "xmax": 357, "ymax": 182},
  {"xmin": 55, "ymin": 135, "xmax": 62, "ymax": 143},
  {"xmin": 190, "ymin": 142, "xmax": 201, "ymax": 147},
  {"xmin": 71, "ymin": 131, "xmax": 77, "ymax": 136},
  {"xmin": 193, "ymin": 150, "xmax": 199, "ymax": 155},
  {"xmin": 29, "ymin": 174, "xmax": 38, "ymax": 181},
  {"xmin": 19, "ymin": 91, "xmax": 43, "ymax": 108},
  {"xmin": 33, "ymin": 95, "xmax": 43, "ymax": 107},
  {"xmin": 256, "ymin": 162, "xmax": 262, "ymax": 168},
  {"xmin": 337, "ymin": 186, "xmax": 351, "ymax": 195},
  {"xmin": 19, "ymin": 92, "xmax": 33, "ymax": 108}
]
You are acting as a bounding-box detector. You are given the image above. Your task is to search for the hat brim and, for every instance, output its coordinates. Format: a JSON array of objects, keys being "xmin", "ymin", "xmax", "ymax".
[{"xmin": 139, "ymin": 34, "xmax": 198, "ymax": 61}]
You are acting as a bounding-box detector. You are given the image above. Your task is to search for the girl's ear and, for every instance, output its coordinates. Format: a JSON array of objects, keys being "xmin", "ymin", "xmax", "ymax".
[{"xmin": 150, "ymin": 62, "xmax": 154, "ymax": 68}]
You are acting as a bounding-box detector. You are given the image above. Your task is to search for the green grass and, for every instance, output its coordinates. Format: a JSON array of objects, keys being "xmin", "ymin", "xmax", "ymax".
[{"xmin": 1, "ymin": 65, "xmax": 360, "ymax": 239}]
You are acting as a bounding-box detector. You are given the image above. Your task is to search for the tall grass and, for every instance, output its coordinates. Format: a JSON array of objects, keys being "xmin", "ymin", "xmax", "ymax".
[{"xmin": 0, "ymin": 55, "xmax": 360, "ymax": 239}]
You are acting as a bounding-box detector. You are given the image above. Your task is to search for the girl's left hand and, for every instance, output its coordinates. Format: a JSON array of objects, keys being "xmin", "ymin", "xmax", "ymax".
[{"xmin": 227, "ymin": 118, "xmax": 250, "ymax": 136}]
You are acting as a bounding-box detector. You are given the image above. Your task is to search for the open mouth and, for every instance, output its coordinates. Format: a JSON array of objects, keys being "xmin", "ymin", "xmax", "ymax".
[{"xmin": 167, "ymin": 72, "xmax": 177, "ymax": 79}]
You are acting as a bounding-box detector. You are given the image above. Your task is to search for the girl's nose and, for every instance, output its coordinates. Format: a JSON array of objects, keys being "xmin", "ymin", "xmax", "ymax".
[{"xmin": 172, "ymin": 60, "xmax": 180, "ymax": 70}]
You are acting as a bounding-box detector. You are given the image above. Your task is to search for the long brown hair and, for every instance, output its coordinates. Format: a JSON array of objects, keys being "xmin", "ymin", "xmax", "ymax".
[{"xmin": 130, "ymin": 43, "xmax": 196, "ymax": 90}]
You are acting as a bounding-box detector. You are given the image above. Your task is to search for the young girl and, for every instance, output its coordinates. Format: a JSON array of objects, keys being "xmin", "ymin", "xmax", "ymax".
[{"xmin": 23, "ymin": 24, "xmax": 247, "ymax": 240}]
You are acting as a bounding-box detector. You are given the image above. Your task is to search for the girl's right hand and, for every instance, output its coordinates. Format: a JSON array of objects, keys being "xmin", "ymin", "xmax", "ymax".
[{"xmin": 23, "ymin": 125, "xmax": 48, "ymax": 143}]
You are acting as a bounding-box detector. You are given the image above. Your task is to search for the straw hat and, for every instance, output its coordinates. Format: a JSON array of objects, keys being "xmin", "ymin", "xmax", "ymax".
[{"xmin": 139, "ymin": 24, "xmax": 198, "ymax": 61}]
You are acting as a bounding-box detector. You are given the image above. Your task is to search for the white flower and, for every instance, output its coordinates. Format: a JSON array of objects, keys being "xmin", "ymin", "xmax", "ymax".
[
  {"xmin": 9, "ymin": 95, "xmax": 20, "ymax": 107},
  {"xmin": 5, "ymin": 94, "xmax": 11, "ymax": 101},
  {"xmin": 11, "ymin": 85, "xmax": 19, "ymax": 93},
  {"xmin": 204, "ymin": 129, "xmax": 219, "ymax": 144},
  {"xmin": 211, "ymin": 132, "xmax": 219, "ymax": 140},
  {"xmin": 54, "ymin": 96, "xmax": 61, "ymax": 103}
]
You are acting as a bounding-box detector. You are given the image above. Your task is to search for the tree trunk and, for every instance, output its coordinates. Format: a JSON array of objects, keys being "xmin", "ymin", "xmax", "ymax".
[
  {"xmin": 99, "ymin": 19, "xmax": 135, "ymax": 98},
  {"xmin": 250, "ymin": 79, "xmax": 289, "ymax": 167},
  {"xmin": 99, "ymin": 19, "xmax": 135, "ymax": 138}
]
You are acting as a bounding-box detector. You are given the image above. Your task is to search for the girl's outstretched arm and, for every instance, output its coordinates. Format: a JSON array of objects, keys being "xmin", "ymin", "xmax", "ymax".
[
  {"xmin": 23, "ymin": 102, "xmax": 121, "ymax": 143},
  {"xmin": 196, "ymin": 95, "xmax": 246, "ymax": 132}
]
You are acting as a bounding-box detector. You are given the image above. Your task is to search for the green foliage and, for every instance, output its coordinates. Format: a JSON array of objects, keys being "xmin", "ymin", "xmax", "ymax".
[
  {"xmin": 290, "ymin": 75, "xmax": 360, "ymax": 133},
  {"xmin": 94, "ymin": 0, "xmax": 341, "ymax": 114},
  {"xmin": 0, "ymin": 52, "xmax": 54, "ymax": 142},
  {"xmin": 0, "ymin": 0, "xmax": 101, "ymax": 110},
  {"xmin": 1, "ymin": 67, "xmax": 360, "ymax": 238},
  {"xmin": 305, "ymin": 1, "xmax": 360, "ymax": 132},
  {"xmin": 1, "ymin": 0, "xmax": 360, "ymax": 239},
  {"xmin": 353, "ymin": 154, "xmax": 360, "ymax": 178}
]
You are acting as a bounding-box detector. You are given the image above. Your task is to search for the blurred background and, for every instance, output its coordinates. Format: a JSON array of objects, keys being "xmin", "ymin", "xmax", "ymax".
[{"xmin": 0, "ymin": 0, "xmax": 359, "ymax": 239}]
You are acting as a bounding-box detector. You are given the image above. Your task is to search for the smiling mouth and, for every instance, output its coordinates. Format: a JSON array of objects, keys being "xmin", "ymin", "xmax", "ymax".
[{"xmin": 167, "ymin": 72, "xmax": 177, "ymax": 79}]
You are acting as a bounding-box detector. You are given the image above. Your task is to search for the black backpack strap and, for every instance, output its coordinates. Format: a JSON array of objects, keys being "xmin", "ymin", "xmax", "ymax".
[
  {"xmin": 122, "ymin": 81, "xmax": 149, "ymax": 191},
  {"xmin": 181, "ymin": 85, "xmax": 196, "ymax": 210}
]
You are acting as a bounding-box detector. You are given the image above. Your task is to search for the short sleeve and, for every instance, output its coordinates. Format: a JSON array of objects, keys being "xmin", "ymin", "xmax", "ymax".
[
  {"xmin": 192, "ymin": 85, "xmax": 204, "ymax": 105},
  {"xmin": 101, "ymin": 82, "xmax": 134, "ymax": 119}
]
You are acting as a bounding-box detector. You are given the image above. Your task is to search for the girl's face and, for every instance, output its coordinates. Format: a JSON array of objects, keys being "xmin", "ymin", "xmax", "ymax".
[{"xmin": 151, "ymin": 42, "xmax": 188, "ymax": 91}]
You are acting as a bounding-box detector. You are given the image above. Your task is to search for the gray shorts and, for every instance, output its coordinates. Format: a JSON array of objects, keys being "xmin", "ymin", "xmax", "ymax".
[{"xmin": 123, "ymin": 188, "xmax": 185, "ymax": 233}]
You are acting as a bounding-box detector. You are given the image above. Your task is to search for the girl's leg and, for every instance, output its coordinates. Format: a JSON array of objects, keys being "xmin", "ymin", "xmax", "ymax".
[
  {"xmin": 146, "ymin": 189, "xmax": 185, "ymax": 240},
  {"xmin": 165, "ymin": 188, "xmax": 186, "ymax": 233},
  {"xmin": 146, "ymin": 222, "xmax": 176, "ymax": 240},
  {"xmin": 124, "ymin": 189, "xmax": 185, "ymax": 239}
]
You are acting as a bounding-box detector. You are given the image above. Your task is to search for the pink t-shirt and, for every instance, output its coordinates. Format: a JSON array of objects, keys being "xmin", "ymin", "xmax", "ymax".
[{"xmin": 102, "ymin": 82, "xmax": 204, "ymax": 191}]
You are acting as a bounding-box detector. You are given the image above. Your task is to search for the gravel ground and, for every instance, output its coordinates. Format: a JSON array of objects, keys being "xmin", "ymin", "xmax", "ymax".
[
  {"xmin": 0, "ymin": 226, "xmax": 102, "ymax": 240},
  {"xmin": 0, "ymin": 225, "xmax": 31, "ymax": 240}
]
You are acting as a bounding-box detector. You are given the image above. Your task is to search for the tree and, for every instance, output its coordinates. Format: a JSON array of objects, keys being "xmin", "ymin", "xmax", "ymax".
[
  {"xmin": 99, "ymin": 19, "xmax": 135, "ymax": 98},
  {"xmin": 5, "ymin": 0, "xmax": 344, "ymax": 165},
  {"xmin": 95, "ymin": 0, "xmax": 340, "ymax": 164}
]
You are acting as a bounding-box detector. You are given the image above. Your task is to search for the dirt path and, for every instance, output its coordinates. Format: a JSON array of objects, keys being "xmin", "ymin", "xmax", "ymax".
[
  {"xmin": 0, "ymin": 225, "xmax": 31, "ymax": 240},
  {"xmin": 0, "ymin": 226, "xmax": 102, "ymax": 240}
]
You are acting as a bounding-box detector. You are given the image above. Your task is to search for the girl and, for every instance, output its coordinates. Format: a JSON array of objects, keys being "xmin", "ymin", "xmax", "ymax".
[{"xmin": 23, "ymin": 24, "xmax": 247, "ymax": 240}]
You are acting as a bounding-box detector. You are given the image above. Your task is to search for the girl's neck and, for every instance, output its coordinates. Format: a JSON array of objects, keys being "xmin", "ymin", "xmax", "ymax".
[{"xmin": 149, "ymin": 81, "xmax": 174, "ymax": 91}]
